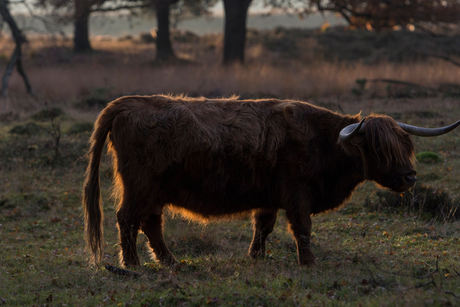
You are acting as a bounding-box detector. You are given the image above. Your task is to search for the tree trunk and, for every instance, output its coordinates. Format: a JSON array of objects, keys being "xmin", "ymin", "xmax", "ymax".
[
  {"xmin": 74, "ymin": 0, "xmax": 92, "ymax": 53},
  {"xmin": 1, "ymin": 45, "xmax": 18, "ymax": 96},
  {"xmin": 155, "ymin": 0, "xmax": 177, "ymax": 61},
  {"xmin": 0, "ymin": 0, "xmax": 33, "ymax": 96},
  {"xmin": 223, "ymin": 0, "xmax": 252, "ymax": 64}
]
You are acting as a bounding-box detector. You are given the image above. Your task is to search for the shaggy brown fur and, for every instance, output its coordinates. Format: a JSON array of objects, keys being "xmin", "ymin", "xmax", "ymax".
[{"xmin": 83, "ymin": 95, "xmax": 416, "ymax": 266}]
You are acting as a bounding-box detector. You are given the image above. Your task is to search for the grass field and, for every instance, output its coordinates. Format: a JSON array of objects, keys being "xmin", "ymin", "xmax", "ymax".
[{"xmin": 1, "ymin": 28, "xmax": 460, "ymax": 306}]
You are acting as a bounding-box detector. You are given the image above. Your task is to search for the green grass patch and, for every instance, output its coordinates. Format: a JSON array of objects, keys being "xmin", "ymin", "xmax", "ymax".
[{"xmin": 416, "ymin": 151, "xmax": 443, "ymax": 163}]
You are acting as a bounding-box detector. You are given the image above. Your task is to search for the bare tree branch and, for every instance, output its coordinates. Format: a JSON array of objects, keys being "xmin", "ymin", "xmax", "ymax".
[
  {"xmin": 0, "ymin": 0, "xmax": 33, "ymax": 96},
  {"xmin": 22, "ymin": 0, "xmax": 66, "ymax": 37}
]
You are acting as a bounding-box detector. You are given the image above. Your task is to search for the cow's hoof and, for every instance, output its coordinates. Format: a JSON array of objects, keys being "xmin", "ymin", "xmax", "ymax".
[
  {"xmin": 159, "ymin": 255, "xmax": 178, "ymax": 266},
  {"xmin": 122, "ymin": 260, "xmax": 141, "ymax": 267},
  {"xmin": 248, "ymin": 250, "xmax": 265, "ymax": 259},
  {"xmin": 120, "ymin": 250, "xmax": 141, "ymax": 267},
  {"xmin": 303, "ymin": 259, "xmax": 317, "ymax": 267},
  {"xmin": 298, "ymin": 254, "xmax": 316, "ymax": 266}
]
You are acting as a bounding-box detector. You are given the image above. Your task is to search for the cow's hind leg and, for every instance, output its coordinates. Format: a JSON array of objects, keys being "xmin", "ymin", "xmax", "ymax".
[
  {"xmin": 249, "ymin": 209, "xmax": 279, "ymax": 258},
  {"xmin": 116, "ymin": 208, "xmax": 141, "ymax": 267},
  {"xmin": 141, "ymin": 212, "xmax": 177, "ymax": 265}
]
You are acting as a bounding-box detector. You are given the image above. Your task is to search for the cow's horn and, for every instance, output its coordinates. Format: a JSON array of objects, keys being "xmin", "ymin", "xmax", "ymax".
[
  {"xmin": 339, "ymin": 117, "xmax": 366, "ymax": 142},
  {"xmin": 398, "ymin": 120, "xmax": 460, "ymax": 137}
]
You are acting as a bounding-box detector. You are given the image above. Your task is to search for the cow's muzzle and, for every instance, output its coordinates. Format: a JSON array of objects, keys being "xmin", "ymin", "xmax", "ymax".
[
  {"xmin": 403, "ymin": 171, "xmax": 417, "ymax": 187},
  {"xmin": 393, "ymin": 171, "xmax": 417, "ymax": 192},
  {"xmin": 391, "ymin": 171, "xmax": 417, "ymax": 192}
]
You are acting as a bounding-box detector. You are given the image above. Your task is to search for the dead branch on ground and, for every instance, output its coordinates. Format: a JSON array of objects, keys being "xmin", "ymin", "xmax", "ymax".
[
  {"xmin": 411, "ymin": 49, "xmax": 460, "ymax": 68},
  {"xmin": 368, "ymin": 78, "xmax": 438, "ymax": 92},
  {"xmin": 105, "ymin": 264, "xmax": 145, "ymax": 278}
]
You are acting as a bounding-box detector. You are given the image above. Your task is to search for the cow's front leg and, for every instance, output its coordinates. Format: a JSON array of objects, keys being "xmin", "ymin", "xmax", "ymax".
[
  {"xmin": 286, "ymin": 208, "xmax": 315, "ymax": 265},
  {"xmin": 141, "ymin": 213, "xmax": 177, "ymax": 266},
  {"xmin": 249, "ymin": 209, "xmax": 279, "ymax": 258}
]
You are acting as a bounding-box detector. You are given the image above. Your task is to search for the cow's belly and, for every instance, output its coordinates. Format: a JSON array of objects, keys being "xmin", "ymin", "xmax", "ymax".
[{"xmin": 158, "ymin": 158, "xmax": 279, "ymax": 216}]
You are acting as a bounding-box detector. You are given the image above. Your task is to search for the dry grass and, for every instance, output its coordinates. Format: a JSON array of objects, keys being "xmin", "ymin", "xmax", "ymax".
[
  {"xmin": 0, "ymin": 29, "xmax": 459, "ymax": 115},
  {"xmin": 2, "ymin": 57, "xmax": 458, "ymax": 117}
]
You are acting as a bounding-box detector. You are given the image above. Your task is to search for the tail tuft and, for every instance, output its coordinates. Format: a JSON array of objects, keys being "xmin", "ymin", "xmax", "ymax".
[{"xmin": 82, "ymin": 100, "xmax": 122, "ymax": 264}]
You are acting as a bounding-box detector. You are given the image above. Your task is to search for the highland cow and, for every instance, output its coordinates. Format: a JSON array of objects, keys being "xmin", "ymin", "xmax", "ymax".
[{"xmin": 83, "ymin": 95, "xmax": 460, "ymax": 266}]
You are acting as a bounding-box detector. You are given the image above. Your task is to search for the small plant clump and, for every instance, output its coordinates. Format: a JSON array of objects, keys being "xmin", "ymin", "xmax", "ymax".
[
  {"xmin": 416, "ymin": 151, "xmax": 443, "ymax": 163},
  {"xmin": 67, "ymin": 122, "xmax": 94, "ymax": 135},
  {"xmin": 0, "ymin": 111, "xmax": 19, "ymax": 122},
  {"xmin": 74, "ymin": 87, "xmax": 113, "ymax": 109},
  {"xmin": 8, "ymin": 122, "xmax": 43, "ymax": 135},
  {"xmin": 365, "ymin": 183, "xmax": 459, "ymax": 222},
  {"xmin": 31, "ymin": 107, "xmax": 65, "ymax": 122},
  {"xmin": 139, "ymin": 32, "xmax": 156, "ymax": 43}
]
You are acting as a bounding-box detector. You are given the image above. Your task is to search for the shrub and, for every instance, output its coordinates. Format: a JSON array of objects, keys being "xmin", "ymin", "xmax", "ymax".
[
  {"xmin": 31, "ymin": 107, "xmax": 65, "ymax": 121},
  {"xmin": 416, "ymin": 151, "xmax": 442, "ymax": 163},
  {"xmin": 74, "ymin": 87, "xmax": 112, "ymax": 109},
  {"xmin": 75, "ymin": 97, "xmax": 109, "ymax": 109},
  {"xmin": 139, "ymin": 32, "xmax": 156, "ymax": 43},
  {"xmin": 172, "ymin": 30, "xmax": 200, "ymax": 43},
  {"xmin": 364, "ymin": 183, "xmax": 459, "ymax": 221},
  {"xmin": 9, "ymin": 122, "xmax": 43, "ymax": 135},
  {"xmin": 0, "ymin": 111, "xmax": 19, "ymax": 122},
  {"xmin": 67, "ymin": 122, "xmax": 93, "ymax": 135},
  {"xmin": 262, "ymin": 28, "xmax": 301, "ymax": 58}
]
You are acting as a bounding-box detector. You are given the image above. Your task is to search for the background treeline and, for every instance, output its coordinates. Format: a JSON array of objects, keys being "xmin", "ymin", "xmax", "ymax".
[{"xmin": 2, "ymin": 0, "xmax": 460, "ymax": 97}]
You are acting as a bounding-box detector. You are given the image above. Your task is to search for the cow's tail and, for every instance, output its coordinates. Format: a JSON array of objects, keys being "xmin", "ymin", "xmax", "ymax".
[{"xmin": 83, "ymin": 101, "xmax": 122, "ymax": 265}]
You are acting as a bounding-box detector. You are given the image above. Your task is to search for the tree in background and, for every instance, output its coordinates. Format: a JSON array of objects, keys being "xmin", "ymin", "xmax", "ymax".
[
  {"xmin": 37, "ymin": 0, "xmax": 147, "ymax": 52},
  {"xmin": 140, "ymin": 0, "xmax": 216, "ymax": 61},
  {"xmin": 74, "ymin": 0, "xmax": 103, "ymax": 52},
  {"xmin": 223, "ymin": 0, "xmax": 252, "ymax": 64},
  {"xmin": 37, "ymin": 0, "xmax": 104, "ymax": 52},
  {"xmin": 264, "ymin": 0, "xmax": 460, "ymax": 31},
  {"xmin": 152, "ymin": 0, "xmax": 179, "ymax": 61},
  {"xmin": 0, "ymin": 0, "xmax": 33, "ymax": 96},
  {"xmin": 37, "ymin": 0, "xmax": 215, "ymax": 59}
]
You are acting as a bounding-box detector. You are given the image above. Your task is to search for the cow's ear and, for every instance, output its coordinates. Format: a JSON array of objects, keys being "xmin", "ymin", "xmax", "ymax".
[
  {"xmin": 339, "ymin": 133, "xmax": 365, "ymax": 158},
  {"xmin": 284, "ymin": 102, "xmax": 315, "ymax": 139}
]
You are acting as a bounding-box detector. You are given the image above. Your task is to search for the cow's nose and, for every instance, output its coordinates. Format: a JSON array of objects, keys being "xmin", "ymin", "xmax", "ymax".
[{"xmin": 404, "ymin": 171, "xmax": 417, "ymax": 186}]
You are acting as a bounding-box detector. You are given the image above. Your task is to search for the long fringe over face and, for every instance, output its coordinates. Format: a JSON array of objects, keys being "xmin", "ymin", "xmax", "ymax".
[{"xmin": 363, "ymin": 115, "xmax": 416, "ymax": 168}]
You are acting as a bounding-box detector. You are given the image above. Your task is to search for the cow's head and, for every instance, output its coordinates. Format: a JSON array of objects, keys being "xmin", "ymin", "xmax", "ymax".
[{"xmin": 339, "ymin": 115, "xmax": 460, "ymax": 192}]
